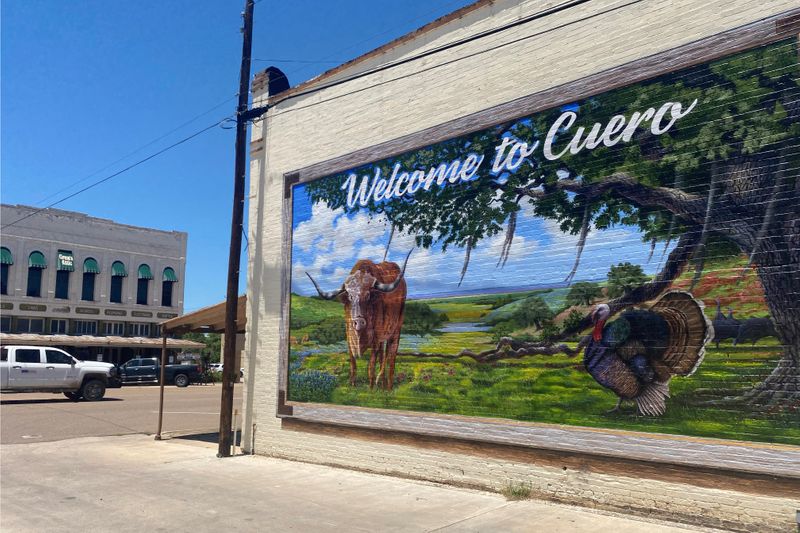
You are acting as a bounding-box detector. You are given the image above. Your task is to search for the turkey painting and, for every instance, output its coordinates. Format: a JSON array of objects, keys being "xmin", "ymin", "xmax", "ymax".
[{"xmin": 287, "ymin": 38, "xmax": 800, "ymax": 446}]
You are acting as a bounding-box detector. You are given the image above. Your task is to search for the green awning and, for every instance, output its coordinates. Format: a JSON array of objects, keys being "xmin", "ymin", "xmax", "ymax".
[
  {"xmin": 163, "ymin": 267, "xmax": 178, "ymax": 282},
  {"xmin": 111, "ymin": 261, "xmax": 127, "ymax": 277},
  {"xmin": 57, "ymin": 250, "xmax": 75, "ymax": 271},
  {"xmin": 138, "ymin": 264, "xmax": 154, "ymax": 280},
  {"xmin": 83, "ymin": 258, "xmax": 101, "ymax": 274},
  {"xmin": 28, "ymin": 251, "xmax": 47, "ymax": 269},
  {"xmin": 1, "ymin": 247, "xmax": 12, "ymax": 265}
]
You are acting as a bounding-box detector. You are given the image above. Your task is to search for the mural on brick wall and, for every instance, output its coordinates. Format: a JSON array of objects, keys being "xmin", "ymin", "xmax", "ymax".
[{"xmin": 287, "ymin": 39, "xmax": 800, "ymax": 445}]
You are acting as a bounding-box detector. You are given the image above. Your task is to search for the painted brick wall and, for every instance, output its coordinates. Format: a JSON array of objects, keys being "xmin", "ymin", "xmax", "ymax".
[{"xmin": 243, "ymin": 1, "xmax": 800, "ymax": 530}]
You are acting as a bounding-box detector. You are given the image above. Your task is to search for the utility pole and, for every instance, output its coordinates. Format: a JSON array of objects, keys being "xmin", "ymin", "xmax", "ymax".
[{"xmin": 219, "ymin": 0, "xmax": 255, "ymax": 458}]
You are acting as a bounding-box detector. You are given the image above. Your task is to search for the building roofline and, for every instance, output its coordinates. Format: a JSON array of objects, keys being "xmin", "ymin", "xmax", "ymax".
[
  {"xmin": 1, "ymin": 204, "xmax": 187, "ymax": 237},
  {"xmin": 254, "ymin": 0, "xmax": 491, "ymax": 101}
]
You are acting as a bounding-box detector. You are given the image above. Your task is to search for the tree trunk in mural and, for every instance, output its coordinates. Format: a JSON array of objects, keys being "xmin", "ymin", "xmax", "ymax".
[{"xmin": 747, "ymin": 265, "xmax": 800, "ymax": 406}]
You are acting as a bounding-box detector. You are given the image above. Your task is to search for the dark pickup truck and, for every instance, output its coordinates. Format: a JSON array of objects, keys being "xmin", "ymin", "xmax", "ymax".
[{"xmin": 118, "ymin": 357, "xmax": 201, "ymax": 387}]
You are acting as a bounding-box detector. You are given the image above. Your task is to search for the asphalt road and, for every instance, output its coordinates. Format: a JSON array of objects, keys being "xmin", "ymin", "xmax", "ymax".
[{"xmin": 0, "ymin": 384, "xmax": 243, "ymax": 444}]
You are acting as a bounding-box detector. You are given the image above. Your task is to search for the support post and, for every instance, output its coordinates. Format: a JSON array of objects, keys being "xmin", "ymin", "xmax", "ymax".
[
  {"xmin": 155, "ymin": 332, "xmax": 168, "ymax": 440},
  {"xmin": 219, "ymin": 0, "xmax": 255, "ymax": 458}
]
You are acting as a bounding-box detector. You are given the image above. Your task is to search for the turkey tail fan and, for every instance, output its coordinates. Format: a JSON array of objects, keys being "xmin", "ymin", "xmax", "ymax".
[
  {"xmin": 635, "ymin": 380, "xmax": 670, "ymax": 416},
  {"xmin": 651, "ymin": 291, "xmax": 713, "ymax": 377}
]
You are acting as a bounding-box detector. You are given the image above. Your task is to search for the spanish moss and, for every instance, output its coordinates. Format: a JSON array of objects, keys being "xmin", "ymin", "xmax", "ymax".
[{"xmin": 564, "ymin": 203, "xmax": 591, "ymax": 285}]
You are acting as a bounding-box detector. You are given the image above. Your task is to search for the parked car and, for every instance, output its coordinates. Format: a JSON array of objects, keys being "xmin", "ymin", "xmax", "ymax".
[
  {"xmin": 209, "ymin": 364, "xmax": 243, "ymax": 378},
  {"xmin": 0, "ymin": 345, "xmax": 120, "ymax": 401},
  {"xmin": 118, "ymin": 357, "xmax": 202, "ymax": 387}
]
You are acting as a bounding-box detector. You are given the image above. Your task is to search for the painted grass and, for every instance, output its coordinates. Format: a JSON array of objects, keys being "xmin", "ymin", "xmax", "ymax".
[
  {"xmin": 288, "ymin": 265, "xmax": 796, "ymax": 445},
  {"xmin": 291, "ymin": 341, "xmax": 799, "ymax": 445}
]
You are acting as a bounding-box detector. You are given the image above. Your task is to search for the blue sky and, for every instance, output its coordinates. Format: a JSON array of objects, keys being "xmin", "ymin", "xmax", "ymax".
[
  {"xmin": 292, "ymin": 180, "xmax": 670, "ymax": 299},
  {"xmin": 1, "ymin": 0, "xmax": 474, "ymax": 312}
]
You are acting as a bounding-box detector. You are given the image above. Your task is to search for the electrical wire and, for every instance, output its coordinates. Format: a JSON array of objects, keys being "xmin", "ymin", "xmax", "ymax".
[
  {"xmin": 253, "ymin": 0, "xmax": 481, "ymax": 88},
  {"xmin": 252, "ymin": 58, "xmax": 342, "ymax": 64},
  {"xmin": 32, "ymin": 95, "xmax": 238, "ymax": 207},
  {"xmin": 266, "ymin": 0, "xmax": 598, "ymax": 109},
  {"xmin": 2, "ymin": 116, "xmax": 233, "ymax": 230}
]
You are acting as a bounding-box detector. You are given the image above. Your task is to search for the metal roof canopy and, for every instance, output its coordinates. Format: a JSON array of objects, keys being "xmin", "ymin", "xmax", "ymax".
[
  {"xmin": 160, "ymin": 295, "xmax": 246, "ymax": 335},
  {"xmin": 155, "ymin": 295, "xmax": 246, "ymax": 442},
  {"xmin": 0, "ymin": 333, "xmax": 203, "ymax": 350}
]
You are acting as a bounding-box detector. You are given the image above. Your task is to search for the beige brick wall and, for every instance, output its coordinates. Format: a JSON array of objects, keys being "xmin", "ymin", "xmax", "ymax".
[{"xmin": 242, "ymin": 1, "xmax": 800, "ymax": 530}]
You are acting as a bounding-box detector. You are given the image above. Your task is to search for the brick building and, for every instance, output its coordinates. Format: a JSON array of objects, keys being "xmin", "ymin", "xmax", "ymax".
[{"xmin": 240, "ymin": 2, "xmax": 800, "ymax": 530}]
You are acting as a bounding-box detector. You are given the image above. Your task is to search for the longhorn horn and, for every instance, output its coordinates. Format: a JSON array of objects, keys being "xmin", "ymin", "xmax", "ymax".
[
  {"xmin": 375, "ymin": 249, "xmax": 412, "ymax": 293},
  {"xmin": 305, "ymin": 272, "xmax": 344, "ymax": 300}
]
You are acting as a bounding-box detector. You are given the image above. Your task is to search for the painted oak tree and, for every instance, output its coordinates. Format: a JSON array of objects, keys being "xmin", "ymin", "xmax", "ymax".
[{"xmin": 305, "ymin": 40, "xmax": 800, "ymax": 406}]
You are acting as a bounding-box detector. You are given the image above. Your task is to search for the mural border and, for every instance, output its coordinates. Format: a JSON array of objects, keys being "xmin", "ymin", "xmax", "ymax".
[{"xmin": 275, "ymin": 10, "xmax": 800, "ymax": 468}]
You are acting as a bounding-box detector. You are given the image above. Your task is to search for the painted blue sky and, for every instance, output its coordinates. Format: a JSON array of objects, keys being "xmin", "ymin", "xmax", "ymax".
[{"xmin": 291, "ymin": 181, "xmax": 671, "ymax": 299}]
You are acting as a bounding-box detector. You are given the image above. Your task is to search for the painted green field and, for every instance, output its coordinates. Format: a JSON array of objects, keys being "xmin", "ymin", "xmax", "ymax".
[{"xmin": 288, "ymin": 259, "xmax": 797, "ymax": 445}]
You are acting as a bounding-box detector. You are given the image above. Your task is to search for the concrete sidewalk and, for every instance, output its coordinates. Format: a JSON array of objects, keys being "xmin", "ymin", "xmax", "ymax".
[{"xmin": 1, "ymin": 434, "xmax": 710, "ymax": 532}]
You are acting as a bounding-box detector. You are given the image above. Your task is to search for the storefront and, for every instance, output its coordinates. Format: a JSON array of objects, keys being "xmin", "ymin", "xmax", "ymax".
[{"xmin": 242, "ymin": 2, "xmax": 800, "ymax": 530}]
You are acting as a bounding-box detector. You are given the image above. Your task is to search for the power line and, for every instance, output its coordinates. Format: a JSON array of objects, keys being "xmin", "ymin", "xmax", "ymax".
[
  {"xmin": 264, "ymin": 0, "xmax": 639, "ymax": 119},
  {"xmin": 275, "ymin": 0, "xmax": 475, "ymax": 84},
  {"xmin": 32, "ymin": 95, "xmax": 238, "ymax": 207},
  {"xmin": 252, "ymin": 58, "xmax": 342, "ymax": 64},
  {"xmin": 2, "ymin": 116, "xmax": 233, "ymax": 230}
]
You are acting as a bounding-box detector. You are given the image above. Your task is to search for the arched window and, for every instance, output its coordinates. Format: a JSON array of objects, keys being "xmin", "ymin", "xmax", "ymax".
[
  {"xmin": 27, "ymin": 251, "xmax": 46, "ymax": 297},
  {"xmin": 82, "ymin": 258, "xmax": 100, "ymax": 301},
  {"xmin": 137, "ymin": 264, "xmax": 153, "ymax": 305},
  {"xmin": 54, "ymin": 250, "xmax": 74, "ymax": 299},
  {"xmin": 110, "ymin": 261, "xmax": 127, "ymax": 303},
  {"xmin": 1, "ymin": 247, "xmax": 13, "ymax": 295},
  {"xmin": 161, "ymin": 267, "xmax": 177, "ymax": 307}
]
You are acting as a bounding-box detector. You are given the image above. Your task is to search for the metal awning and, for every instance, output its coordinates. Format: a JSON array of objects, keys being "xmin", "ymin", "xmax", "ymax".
[
  {"xmin": 138, "ymin": 264, "xmax": 154, "ymax": 280},
  {"xmin": 163, "ymin": 267, "xmax": 178, "ymax": 282},
  {"xmin": 28, "ymin": 251, "xmax": 47, "ymax": 269},
  {"xmin": 0, "ymin": 332, "xmax": 204, "ymax": 349},
  {"xmin": 84, "ymin": 258, "xmax": 101, "ymax": 274},
  {"xmin": 1, "ymin": 247, "xmax": 12, "ymax": 265},
  {"xmin": 57, "ymin": 250, "xmax": 75, "ymax": 271},
  {"xmin": 161, "ymin": 295, "xmax": 246, "ymax": 334},
  {"xmin": 112, "ymin": 261, "xmax": 127, "ymax": 277}
]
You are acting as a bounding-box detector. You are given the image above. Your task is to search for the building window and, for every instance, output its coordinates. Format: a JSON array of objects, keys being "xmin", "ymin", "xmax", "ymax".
[
  {"xmin": 54, "ymin": 250, "xmax": 74, "ymax": 299},
  {"xmin": 130, "ymin": 323, "xmax": 150, "ymax": 337},
  {"xmin": 27, "ymin": 251, "xmax": 46, "ymax": 297},
  {"xmin": 1, "ymin": 246, "xmax": 12, "ymax": 295},
  {"xmin": 82, "ymin": 258, "xmax": 100, "ymax": 301},
  {"xmin": 104, "ymin": 322, "xmax": 125, "ymax": 336},
  {"xmin": 50, "ymin": 319, "xmax": 68, "ymax": 334},
  {"xmin": 110, "ymin": 261, "xmax": 127, "ymax": 303},
  {"xmin": 161, "ymin": 267, "xmax": 177, "ymax": 307},
  {"xmin": 55, "ymin": 271, "xmax": 70, "ymax": 299},
  {"xmin": 137, "ymin": 264, "xmax": 153, "ymax": 305},
  {"xmin": 1, "ymin": 264, "xmax": 8, "ymax": 295},
  {"xmin": 17, "ymin": 317, "xmax": 44, "ymax": 333},
  {"xmin": 82, "ymin": 273, "xmax": 96, "ymax": 301},
  {"xmin": 161, "ymin": 280, "xmax": 173, "ymax": 307},
  {"xmin": 73, "ymin": 320, "xmax": 97, "ymax": 336},
  {"xmin": 1, "ymin": 316, "xmax": 11, "ymax": 333}
]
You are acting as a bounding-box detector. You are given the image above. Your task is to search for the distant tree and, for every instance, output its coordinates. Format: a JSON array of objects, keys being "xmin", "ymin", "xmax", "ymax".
[
  {"xmin": 516, "ymin": 297, "xmax": 554, "ymax": 329},
  {"xmin": 181, "ymin": 332, "xmax": 222, "ymax": 363},
  {"xmin": 606, "ymin": 263, "xmax": 649, "ymax": 299},
  {"xmin": 566, "ymin": 282, "xmax": 602, "ymax": 306},
  {"xmin": 562, "ymin": 309, "xmax": 586, "ymax": 334},
  {"xmin": 401, "ymin": 302, "xmax": 449, "ymax": 335}
]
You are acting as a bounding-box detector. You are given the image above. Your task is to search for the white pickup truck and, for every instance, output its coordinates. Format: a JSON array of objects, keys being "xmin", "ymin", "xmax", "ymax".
[{"xmin": 0, "ymin": 345, "xmax": 120, "ymax": 401}]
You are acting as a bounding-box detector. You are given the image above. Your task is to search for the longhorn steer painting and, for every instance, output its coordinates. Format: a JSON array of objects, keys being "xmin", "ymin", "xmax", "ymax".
[
  {"xmin": 306, "ymin": 252, "xmax": 410, "ymax": 390},
  {"xmin": 287, "ymin": 38, "xmax": 799, "ymax": 446}
]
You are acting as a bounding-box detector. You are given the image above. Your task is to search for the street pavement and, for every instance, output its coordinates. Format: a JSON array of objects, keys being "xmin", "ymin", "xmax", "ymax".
[
  {"xmin": 0, "ymin": 384, "xmax": 242, "ymax": 444},
  {"xmin": 0, "ymin": 434, "xmax": 712, "ymax": 533}
]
